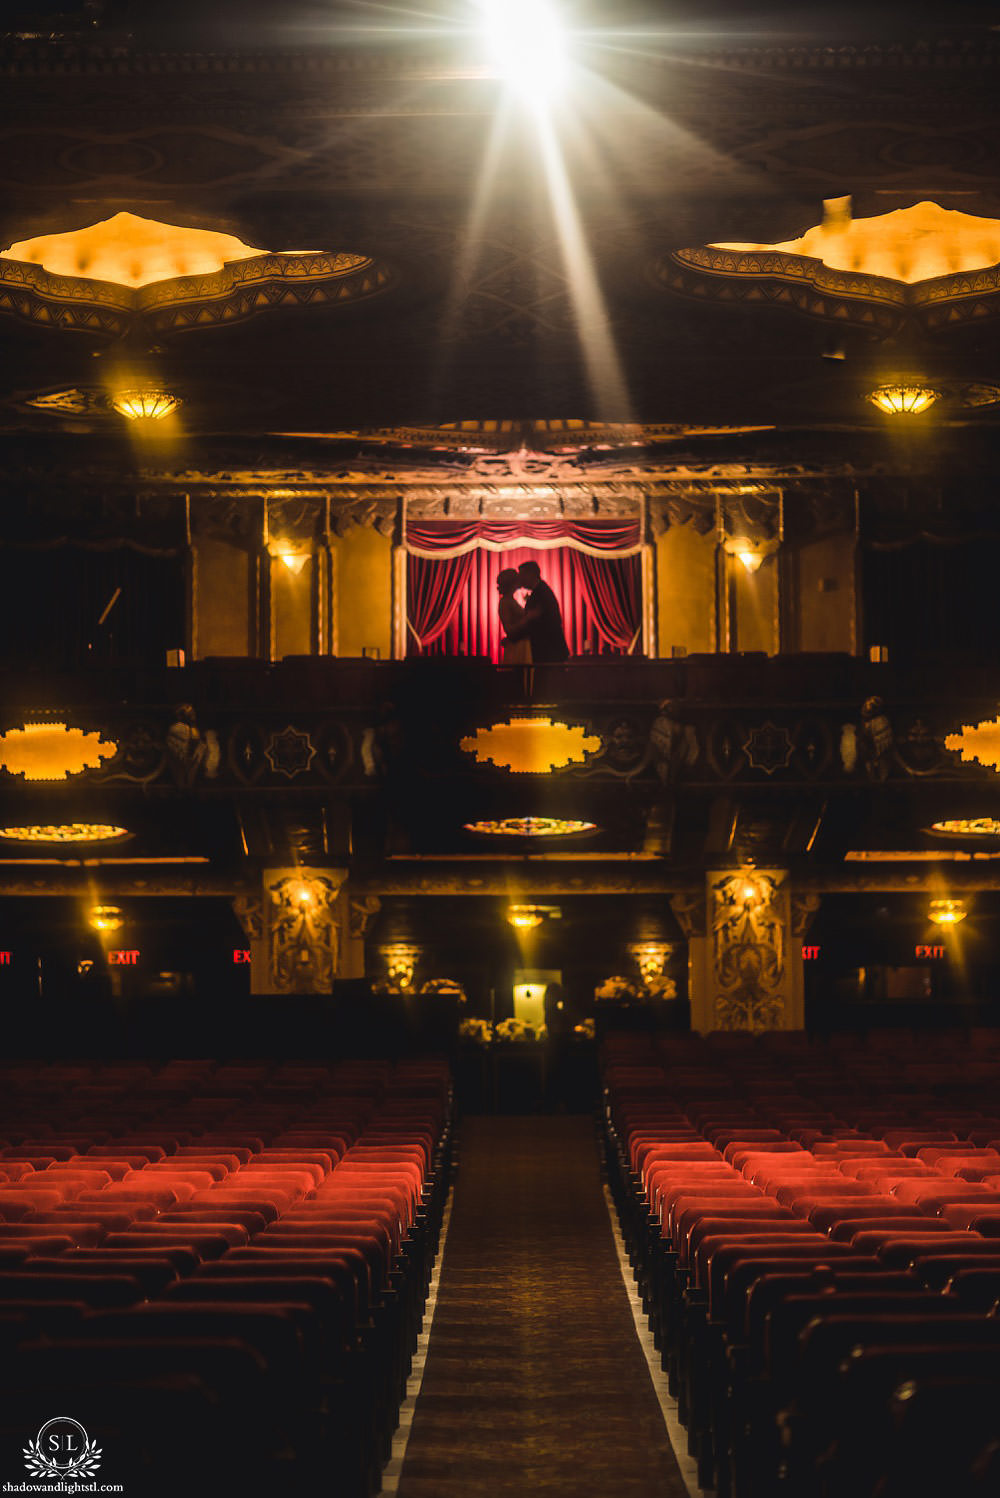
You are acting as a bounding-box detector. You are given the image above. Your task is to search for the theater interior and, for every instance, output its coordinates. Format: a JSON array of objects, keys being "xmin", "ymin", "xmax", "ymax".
[{"xmin": 2, "ymin": 1, "xmax": 1000, "ymax": 1493}]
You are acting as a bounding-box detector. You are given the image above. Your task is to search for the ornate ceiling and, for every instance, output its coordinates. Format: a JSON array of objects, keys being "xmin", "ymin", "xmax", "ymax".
[{"xmin": 0, "ymin": 23, "xmax": 998, "ymax": 442}]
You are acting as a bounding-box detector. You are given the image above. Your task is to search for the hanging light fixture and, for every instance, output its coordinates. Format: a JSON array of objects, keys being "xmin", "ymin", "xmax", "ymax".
[
  {"xmin": 110, "ymin": 388, "xmax": 181, "ymax": 421},
  {"xmin": 507, "ymin": 906, "xmax": 544, "ymax": 930},
  {"xmin": 866, "ymin": 384, "xmax": 940, "ymax": 416},
  {"xmin": 88, "ymin": 904, "xmax": 123, "ymax": 934},
  {"xmin": 928, "ymin": 898, "xmax": 967, "ymax": 926}
]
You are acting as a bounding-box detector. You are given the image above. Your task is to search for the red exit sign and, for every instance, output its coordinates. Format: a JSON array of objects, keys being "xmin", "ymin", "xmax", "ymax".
[
  {"xmin": 233, "ymin": 949, "xmax": 251, "ymax": 965},
  {"xmin": 915, "ymin": 945, "xmax": 947, "ymax": 960},
  {"xmin": 0, "ymin": 952, "xmax": 10, "ymax": 966},
  {"xmin": 802, "ymin": 945, "xmax": 821, "ymax": 961},
  {"xmin": 108, "ymin": 949, "xmax": 140, "ymax": 966}
]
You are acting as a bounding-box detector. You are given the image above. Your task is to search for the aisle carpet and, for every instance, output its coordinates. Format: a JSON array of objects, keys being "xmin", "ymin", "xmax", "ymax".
[{"xmin": 396, "ymin": 1116, "xmax": 688, "ymax": 1498}]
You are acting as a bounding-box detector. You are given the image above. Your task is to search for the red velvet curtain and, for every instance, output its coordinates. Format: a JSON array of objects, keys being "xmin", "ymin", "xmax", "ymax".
[
  {"xmin": 406, "ymin": 546, "xmax": 640, "ymax": 661},
  {"xmin": 406, "ymin": 550, "xmax": 474, "ymax": 650},
  {"xmin": 406, "ymin": 519, "xmax": 641, "ymax": 554}
]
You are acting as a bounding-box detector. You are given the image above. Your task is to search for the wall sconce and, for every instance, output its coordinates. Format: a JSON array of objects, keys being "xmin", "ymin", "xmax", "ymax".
[
  {"xmin": 88, "ymin": 904, "xmax": 123, "ymax": 934},
  {"xmin": 628, "ymin": 942, "xmax": 672, "ymax": 983},
  {"xmin": 267, "ymin": 545, "xmax": 309, "ymax": 578},
  {"xmin": 723, "ymin": 536, "xmax": 779, "ymax": 575},
  {"xmin": 866, "ymin": 384, "xmax": 940, "ymax": 416},
  {"xmin": 928, "ymin": 898, "xmax": 967, "ymax": 926},
  {"xmin": 110, "ymin": 388, "xmax": 181, "ymax": 421},
  {"xmin": 734, "ymin": 546, "xmax": 764, "ymax": 574},
  {"xmin": 381, "ymin": 943, "xmax": 421, "ymax": 990}
]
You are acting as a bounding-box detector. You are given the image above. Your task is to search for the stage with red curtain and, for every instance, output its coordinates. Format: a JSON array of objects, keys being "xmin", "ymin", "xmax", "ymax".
[{"xmin": 405, "ymin": 520, "xmax": 641, "ymax": 662}]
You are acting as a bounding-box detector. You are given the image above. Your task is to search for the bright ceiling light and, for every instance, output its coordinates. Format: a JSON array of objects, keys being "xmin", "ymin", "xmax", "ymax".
[
  {"xmin": 928, "ymin": 899, "xmax": 967, "ymax": 927},
  {"xmin": 110, "ymin": 388, "xmax": 181, "ymax": 421},
  {"xmin": 0, "ymin": 823, "xmax": 128, "ymax": 844},
  {"xmin": 482, "ymin": 0, "xmax": 568, "ymax": 107},
  {"xmin": 866, "ymin": 384, "xmax": 940, "ymax": 416},
  {"xmin": 88, "ymin": 904, "xmax": 123, "ymax": 934}
]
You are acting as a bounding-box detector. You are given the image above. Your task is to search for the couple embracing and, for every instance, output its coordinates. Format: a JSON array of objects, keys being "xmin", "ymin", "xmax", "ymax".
[{"xmin": 496, "ymin": 559, "xmax": 569, "ymax": 667}]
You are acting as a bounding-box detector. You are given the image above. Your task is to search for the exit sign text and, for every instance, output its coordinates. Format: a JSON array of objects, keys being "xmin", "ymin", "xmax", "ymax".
[
  {"xmin": 108, "ymin": 949, "xmax": 140, "ymax": 966},
  {"xmin": 915, "ymin": 945, "xmax": 946, "ymax": 960}
]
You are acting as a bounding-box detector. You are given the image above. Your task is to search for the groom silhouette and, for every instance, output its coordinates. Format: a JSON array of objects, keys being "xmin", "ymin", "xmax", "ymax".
[{"xmin": 514, "ymin": 560, "xmax": 569, "ymax": 663}]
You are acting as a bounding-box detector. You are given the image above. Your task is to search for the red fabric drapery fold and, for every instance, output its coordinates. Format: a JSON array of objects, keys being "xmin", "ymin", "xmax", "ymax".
[
  {"xmin": 406, "ymin": 550, "xmax": 474, "ymax": 649},
  {"xmin": 405, "ymin": 518, "xmax": 641, "ymax": 555},
  {"xmin": 576, "ymin": 549, "xmax": 642, "ymax": 652},
  {"xmin": 406, "ymin": 545, "xmax": 640, "ymax": 661}
]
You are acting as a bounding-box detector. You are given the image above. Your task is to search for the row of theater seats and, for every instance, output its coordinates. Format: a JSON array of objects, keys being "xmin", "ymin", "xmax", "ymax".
[
  {"xmin": 603, "ymin": 1031, "xmax": 1000, "ymax": 1498},
  {"xmin": 0, "ymin": 1058, "xmax": 452, "ymax": 1497}
]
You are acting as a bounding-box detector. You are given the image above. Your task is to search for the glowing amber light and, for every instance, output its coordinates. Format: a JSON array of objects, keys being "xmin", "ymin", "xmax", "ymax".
[
  {"xmin": 714, "ymin": 201, "xmax": 1000, "ymax": 286},
  {"xmin": 734, "ymin": 547, "xmax": 764, "ymax": 574},
  {"xmin": 930, "ymin": 819, "xmax": 1000, "ymax": 837},
  {"xmin": 0, "ymin": 823, "xmax": 128, "ymax": 844},
  {"xmin": 3, "ymin": 212, "xmax": 267, "ymax": 290},
  {"xmin": 461, "ymin": 718, "xmax": 602, "ymax": 774},
  {"xmin": 0, "ymin": 723, "xmax": 117, "ymax": 782},
  {"xmin": 928, "ymin": 899, "xmax": 967, "ymax": 927},
  {"xmin": 110, "ymin": 389, "xmax": 181, "ymax": 421},
  {"xmin": 88, "ymin": 905, "xmax": 123, "ymax": 934},
  {"xmin": 945, "ymin": 718, "xmax": 1000, "ymax": 773},
  {"xmin": 866, "ymin": 385, "xmax": 940, "ymax": 416},
  {"xmin": 464, "ymin": 817, "xmax": 597, "ymax": 837},
  {"xmin": 508, "ymin": 907, "xmax": 544, "ymax": 930}
]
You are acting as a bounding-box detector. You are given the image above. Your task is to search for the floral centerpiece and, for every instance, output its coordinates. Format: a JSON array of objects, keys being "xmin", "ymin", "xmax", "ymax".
[
  {"xmin": 494, "ymin": 1017, "xmax": 543, "ymax": 1043},
  {"xmin": 594, "ymin": 975, "xmax": 677, "ymax": 1004},
  {"xmin": 458, "ymin": 1017, "xmax": 493, "ymax": 1045}
]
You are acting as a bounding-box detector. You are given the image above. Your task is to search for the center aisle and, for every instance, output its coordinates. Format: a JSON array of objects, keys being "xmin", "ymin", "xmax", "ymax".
[{"xmin": 396, "ymin": 1116, "xmax": 689, "ymax": 1498}]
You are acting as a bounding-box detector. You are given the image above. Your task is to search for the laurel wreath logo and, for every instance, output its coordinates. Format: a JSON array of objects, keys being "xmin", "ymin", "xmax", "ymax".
[{"xmin": 23, "ymin": 1436, "xmax": 103, "ymax": 1480}]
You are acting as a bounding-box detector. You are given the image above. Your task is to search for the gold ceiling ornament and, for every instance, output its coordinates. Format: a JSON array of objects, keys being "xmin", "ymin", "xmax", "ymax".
[
  {"xmin": 110, "ymin": 388, "xmax": 181, "ymax": 421},
  {"xmin": 464, "ymin": 816, "xmax": 597, "ymax": 837},
  {"xmin": 0, "ymin": 723, "xmax": 118, "ymax": 782},
  {"xmin": 945, "ymin": 717, "xmax": 1000, "ymax": 773},
  {"xmin": 0, "ymin": 211, "xmax": 391, "ymax": 338},
  {"xmin": 928, "ymin": 898, "xmax": 968, "ymax": 926},
  {"xmin": 88, "ymin": 904, "xmax": 123, "ymax": 934},
  {"xmin": 664, "ymin": 200, "xmax": 1000, "ymax": 332},
  {"xmin": 4, "ymin": 214, "xmax": 269, "ymax": 289},
  {"xmin": 929, "ymin": 818, "xmax": 1000, "ymax": 838},
  {"xmin": 866, "ymin": 384, "xmax": 941, "ymax": 416},
  {"xmin": 460, "ymin": 717, "xmax": 602, "ymax": 774},
  {"xmin": 713, "ymin": 201, "xmax": 1000, "ymax": 286},
  {"xmin": 0, "ymin": 823, "xmax": 129, "ymax": 844}
]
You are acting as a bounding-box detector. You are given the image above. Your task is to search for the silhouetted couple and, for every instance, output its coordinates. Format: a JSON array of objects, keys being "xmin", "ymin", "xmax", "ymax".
[{"xmin": 497, "ymin": 560, "xmax": 569, "ymax": 667}]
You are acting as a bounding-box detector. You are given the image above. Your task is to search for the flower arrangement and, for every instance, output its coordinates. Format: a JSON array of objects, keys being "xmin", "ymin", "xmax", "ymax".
[
  {"xmin": 594, "ymin": 975, "xmax": 677, "ymax": 1004},
  {"xmin": 494, "ymin": 1017, "xmax": 540, "ymax": 1043},
  {"xmin": 459, "ymin": 1017, "xmax": 493, "ymax": 1045}
]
